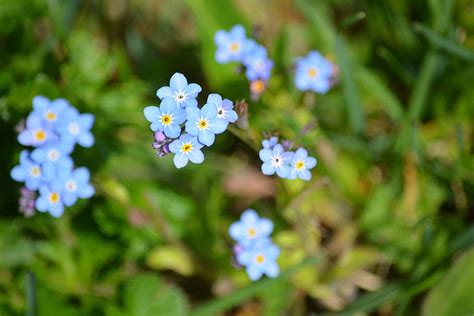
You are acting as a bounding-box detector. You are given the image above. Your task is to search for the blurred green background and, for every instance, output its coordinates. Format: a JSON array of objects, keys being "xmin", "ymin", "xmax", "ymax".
[{"xmin": 1, "ymin": 0, "xmax": 473, "ymax": 315}]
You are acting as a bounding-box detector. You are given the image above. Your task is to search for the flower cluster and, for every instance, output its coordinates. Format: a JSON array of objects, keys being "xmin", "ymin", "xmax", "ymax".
[
  {"xmin": 10, "ymin": 96, "xmax": 95, "ymax": 217},
  {"xmin": 294, "ymin": 50, "xmax": 338, "ymax": 94},
  {"xmin": 144, "ymin": 72, "xmax": 238, "ymax": 168},
  {"xmin": 214, "ymin": 25, "xmax": 273, "ymax": 99},
  {"xmin": 229, "ymin": 209, "xmax": 280, "ymax": 281},
  {"xmin": 259, "ymin": 136, "xmax": 317, "ymax": 181}
]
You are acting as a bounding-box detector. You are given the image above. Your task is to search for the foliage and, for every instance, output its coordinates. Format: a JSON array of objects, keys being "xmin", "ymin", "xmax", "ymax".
[{"xmin": 0, "ymin": 0, "xmax": 473, "ymax": 315}]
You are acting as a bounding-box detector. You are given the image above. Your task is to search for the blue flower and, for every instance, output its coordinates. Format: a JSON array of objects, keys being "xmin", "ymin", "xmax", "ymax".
[
  {"xmin": 214, "ymin": 25, "xmax": 254, "ymax": 63},
  {"xmin": 156, "ymin": 73, "xmax": 202, "ymax": 108},
  {"xmin": 31, "ymin": 141, "xmax": 74, "ymax": 180},
  {"xmin": 144, "ymin": 99, "xmax": 186, "ymax": 138},
  {"xmin": 236, "ymin": 238, "xmax": 280, "ymax": 281},
  {"xmin": 35, "ymin": 181, "xmax": 65, "ymax": 217},
  {"xmin": 59, "ymin": 167, "xmax": 95, "ymax": 207},
  {"xmin": 11, "ymin": 150, "xmax": 44, "ymax": 190},
  {"xmin": 206, "ymin": 94, "xmax": 238, "ymax": 126},
  {"xmin": 243, "ymin": 45, "xmax": 273, "ymax": 81},
  {"xmin": 294, "ymin": 51, "xmax": 334, "ymax": 94},
  {"xmin": 57, "ymin": 107, "xmax": 95, "ymax": 148},
  {"xmin": 31, "ymin": 96, "xmax": 70, "ymax": 128},
  {"xmin": 185, "ymin": 103, "xmax": 227, "ymax": 146},
  {"xmin": 18, "ymin": 113, "xmax": 57, "ymax": 147},
  {"xmin": 261, "ymin": 136, "xmax": 278, "ymax": 149},
  {"xmin": 168, "ymin": 134, "xmax": 205, "ymax": 168},
  {"xmin": 259, "ymin": 144, "xmax": 294, "ymax": 178},
  {"xmin": 288, "ymin": 148, "xmax": 317, "ymax": 181},
  {"xmin": 229, "ymin": 209, "xmax": 274, "ymax": 247}
]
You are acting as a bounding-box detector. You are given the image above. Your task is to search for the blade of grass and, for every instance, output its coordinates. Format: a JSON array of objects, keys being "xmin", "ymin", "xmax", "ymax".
[
  {"xmin": 413, "ymin": 23, "xmax": 474, "ymax": 63},
  {"xmin": 190, "ymin": 256, "xmax": 321, "ymax": 316},
  {"xmin": 26, "ymin": 271, "xmax": 36, "ymax": 316},
  {"xmin": 335, "ymin": 36, "xmax": 365, "ymax": 134}
]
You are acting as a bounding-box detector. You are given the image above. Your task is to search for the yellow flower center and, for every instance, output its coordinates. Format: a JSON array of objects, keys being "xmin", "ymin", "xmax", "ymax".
[
  {"xmin": 181, "ymin": 143, "xmax": 192, "ymax": 153},
  {"xmin": 248, "ymin": 227, "xmax": 256, "ymax": 237},
  {"xmin": 250, "ymin": 80, "xmax": 265, "ymax": 94},
  {"xmin": 161, "ymin": 114, "xmax": 173, "ymax": 126},
  {"xmin": 34, "ymin": 129, "xmax": 47, "ymax": 142},
  {"xmin": 198, "ymin": 119, "xmax": 208, "ymax": 129},
  {"xmin": 295, "ymin": 160, "xmax": 305, "ymax": 170},
  {"xmin": 229, "ymin": 42, "xmax": 240, "ymax": 52},
  {"xmin": 46, "ymin": 111, "xmax": 57, "ymax": 121},
  {"xmin": 49, "ymin": 192, "xmax": 60, "ymax": 204},
  {"xmin": 30, "ymin": 166, "xmax": 41, "ymax": 177},
  {"xmin": 308, "ymin": 67, "xmax": 318, "ymax": 78},
  {"xmin": 255, "ymin": 254, "xmax": 265, "ymax": 264}
]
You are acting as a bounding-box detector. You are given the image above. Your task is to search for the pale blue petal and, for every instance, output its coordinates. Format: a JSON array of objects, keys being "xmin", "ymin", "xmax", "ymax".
[
  {"xmin": 173, "ymin": 108, "xmax": 186, "ymax": 124},
  {"xmin": 173, "ymin": 153, "xmax": 188, "ymax": 168},
  {"xmin": 257, "ymin": 219, "xmax": 273, "ymax": 236},
  {"xmin": 198, "ymin": 130, "xmax": 215, "ymax": 146},
  {"xmin": 201, "ymin": 103, "xmax": 217, "ymax": 119},
  {"xmin": 188, "ymin": 149, "xmax": 204, "ymax": 164},
  {"xmin": 209, "ymin": 118, "xmax": 227, "ymax": 134},
  {"xmin": 74, "ymin": 167, "xmax": 90, "ymax": 183},
  {"xmin": 168, "ymin": 139, "xmax": 181, "ymax": 153},
  {"xmin": 156, "ymin": 86, "xmax": 174, "ymax": 99},
  {"xmin": 33, "ymin": 95, "xmax": 50, "ymax": 111},
  {"xmin": 78, "ymin": 132, "xmax": 94, "ymax": 147},
  {"xmin": 185, "ymin": 106, "xmax": 200, "ymax": 121},
  {"xmin": 261, "ymin": 162, "xmax": 275, "ymax": 175},
  {"xmin": 264, "ymin": 263, "xmax": 279, "ymax": 278},
  {"xmin": 49, "ymin": 204, "xmax": 64, "ymax": 217},
  {"xmin": 236, "ymin": 251, "xmax": 252, "ymax": 266},
  {"xmin": 184, "ymin": 83, "xmax": 202, "ymax": 95},
  {"xmin": 229, "ymin": 222, "xmax": 243, "ymax": 241},
  {"xmin": 78, "ymin": 184, "xmax": 95, "ymax": 198},
  {"xmin": 231, "ymin": 25, "xmax": 246, "ymax": 39},
  {"xmin": 305, "ymin": 157, "xmax": 317, "ymax": 169},
  {"xmin": 241, "ymin": 209, "xmax": 258, "ymax": 225},
  {"xmin": 11, "ymin": 166, "xmax": 27, "ymax": 182},
  {"xmin": 300, "ymin": 169, "xmax": 312, "ymax": 181},
  {"xmin": 246, "ymin": 266, "xmax": 263, "ymax": 281},
  {"xmin": 164, "ymin": 124, "xmax": 181, "ymax": 138},
  {"xmin": 150, "ymin": 121, "xmax": 161, "ymax": 132},
  {"xmin": 214, "ymin": 30, "xmax": 230, "ymax": 46},
  {"xmin": 215, "ymin": 50, "xmax": 230, "ymax": 64},
  {"xmin": 294, "ymin": 148, "xmax": 307, "ymax": 158},
  {"xmin": 143, "ymin": 106, "xmax": 160, "ymax": 122},
  {"xmin": 160, "ymin": 98, "xmax": 176, "ymax": 114},
  {"xmin": 259, "ymin": 149, "xmax": 272, "ymax": 161},
  {"xmin": 79, "ymin": 114, "xmax": 94, "ymax": 130},
  {"xmin": 169, "ymin": 73, "xmax": 187, "ymax": 91},
  {"xmin": 185, "ymin": 121, "xmax": 199, "ymax": 136},
  {"xmin": 206, "ymin": 93, "xmax": 222, "ymax": 106},
  {"xmin": 63, "ymin": 193, "xmax": 77, "ymax": 207},
  {"xmin": 276, "ymin": 165, "xmax": 290, "ymax": 178},
  {"xmin": 182, "ymin": 98, "xmax": 198, "ymax": 108},
  {"xmin": 226, "ymin": 110, "xmax": 238, "ymax": 123},
  {"xmin": 36, "ymin": 197, "xmax": 48, "ymax": 211},
  {"xmin": 18, "ymin": 131, "xmax": 33, "ymax": 146}
]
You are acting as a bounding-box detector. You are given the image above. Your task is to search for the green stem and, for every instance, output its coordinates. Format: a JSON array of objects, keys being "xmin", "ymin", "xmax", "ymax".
[{"xmin": 26, "ymin": 271, "xmax": 36, "ymax": 316}]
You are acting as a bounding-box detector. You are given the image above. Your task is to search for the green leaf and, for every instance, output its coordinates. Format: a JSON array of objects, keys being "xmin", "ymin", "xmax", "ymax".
[
  {"xmin": 146, "ymin": 245, "xmax": 194, "ymax": 276},
  {"xmin": 422, "ymin": 249, "xmax": 474, "ymax": 316}
]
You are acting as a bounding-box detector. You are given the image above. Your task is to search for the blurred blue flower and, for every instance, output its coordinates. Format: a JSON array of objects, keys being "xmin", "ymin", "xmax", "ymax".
[
  {"xmin": 294, "ymin": 51, "xmax": 334, "ymax": 94},
  {"xmin": 156, "ymin": 73, "xmax": 202, "ymax": 108},
  {"xmin": 259, "ymin": 144, "xmax": 294, "ymax": 178},
  {"xmin": 18, "ymin": 113, "xmax": 57, "ymax": 147},
  {"xmin": 31, "ymin": 141, "xmax": 74, "ymax": 180},
  {"xmin": 144, "ymin": 99, "xmax": 186, "ymax": 138},
  {"xmin": 206, "ymin": 94, "xmax": 238, "ymax": 126},
  {"xmin": 236, "ymin": 238, "xmax": 280, "ymax": 281},
  {"xmin": 243, "ymin": 45, "xmax": 273, "ymax": 81},
  {"xmin": 168, "ymin": 134, "xmax": 205, "ymax": 168},
  {"xmin": 11, "ymin": 150, "xmax": 44, "ymax": 190},
  {"xmin": 31, "ymin": 96, "xmax": 70, "ymax": 127},
  {"xmin": 35, "ymin": 182, "xmax": 65, "ymax": 217},
  {"xmin": 185, "ymin": 103, "xmax": 227, "ymax": 146},
  {"xmin": 229, "ymin": 209, "xmax": 273, "ymax": 247},
  {"xmin": 261, "ymin": 136, "xmax": 278, "ymax": 149},
  {"xmin": 59, "ymin": 167, "xmax": 95, "ymax": 207},
  {"xmin": 214, "ymin": 25, "xmax": 254, "ymax": 63},
  {"xmin": 288, "ymin": 148, "xmax": 317, "ymax": 181},
  {"xmin": 57, "ymin": 107, "xmax": 95, "ymax": 148}
]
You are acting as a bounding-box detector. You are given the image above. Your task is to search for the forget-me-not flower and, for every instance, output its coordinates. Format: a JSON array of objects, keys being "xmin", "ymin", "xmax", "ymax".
[
  {"xmin": 57, "ymin": 107, "xmax": 95, "ymax": 148},
  {"xmin": 236, "ymin": 238, "xmax": 280, "ymax": 281},
  {"xmin": 288, "ymin": 148, "xmax": 317, "ymax": 181},
  {"xmin": 243, "ymin": 45, "xmax": 273, "ymax": 81},
  {"xmin": 11, "ymin": 150, "xmax": 44, "ymax": 190},
  {"xmin": 259, "ymin": 144, "xmax": 294, "ymax": 178},
  {"xmin": 206, "ymin": 94, "xmax": 238, "ymax": 126},
  {"xmin": 144, "ymin": 99, "xmax": 186, "ymax": 138},
  {"xmin": 229, "ymin": 209, "xmax": 274, "ymax": 247},
  {"xmin": 214, "ymin": 25, "xmax": 254, "ymax": 64},
  {"xmin": 59, "ymin": 167, "xmax": 95, "ymax": 207},
  {"xmin": 156, "ymin": 73, "xmax": 202, "ymax": 108},
  {"xmin": 35, "ymin": 181, "xmax": 65, "ymax": 217},
  {"xmin": 185, "ymin": 103, "xmax": 227, "ymax": 146},
  {"xmin": 31, "ymin": 96, "xmax": 70, "ymax": 127},
  {"xmin": 169, "ymin": 134, "xmax": 205, "ymax": 168},
  {"xmin": 294, "ymin": 51, "xmax": 334, "ymax": 94},
  {"xmin": 18, "ymin": 114, "xmax": 57, "ymax": 147},
  {"xmin": 31, "ymin": 141, "xmax": 74, "ymax": 180}
]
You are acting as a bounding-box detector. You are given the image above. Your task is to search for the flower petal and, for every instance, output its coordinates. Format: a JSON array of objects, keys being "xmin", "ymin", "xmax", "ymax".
[
  {"xmin": 241, "ymin": 209, "xmax": 258, "ymax": 225},
  {"xmin": 229, "ymin": 222, "xmax": 242, "ymax": 241},
  {"xmin": 156, "ymin": 86, "xmax": 174, "ymax": 99},
  {"xmin": 143, "ymin": 106, "xmax": 160, "ymax": 122},
  {"xmin": 188, "ymin": 149, "xmax": 204, "ymax": 164},
  {"xmin": 78, "ymin": 132, "xmax": 94, "ymax": 148},
  {"xmin": 198, "ymin": 130, "xmax": 215, "ymax": 146},
  {"xmin": 164, "ymin": 124, "xmax": 181, "ymax": 138},
  {"xmin": 259, "ymin": 149, "xmax": 272, "ymax": 162},
  {"xmin": 184, "ymin": 83, "xmax": 202, "ymax": 96},
  {"xmin": 305, "ymin": 157, "xmax": 317, "ymax": 169},
  {"xmin": 173, "ymin": 153, "xmax": 188, "ymax": 168},
  {"xmin": 169, "ymin": 73, "xmax": 188, "ymax": 91},
  {"xmin": 246, "ymin": 266, "xmax": 263, "ymax": 281},
  {"xmin": 11, "ymin": 166, "xmax": 27, "ymax": 182},
  {"xmin": 264, "ymin": 262, "xmax": 280, "ymax": 278},
  {"xmin": 261, "ymin": 162, "xmax": 275, "ymax": 175},
  {"xmin": 209, "ymin": 118, "xmax": 227, "ymax": 134}
]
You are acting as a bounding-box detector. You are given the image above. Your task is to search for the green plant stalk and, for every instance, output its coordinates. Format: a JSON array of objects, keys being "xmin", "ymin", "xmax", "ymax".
[
  {"xmin": 26, "ymin": 271, "xmax": 36, "ymax": 316},
  {"xmin": 190, "ymin": 256, "xmax": 321, "ymax": 316}
]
